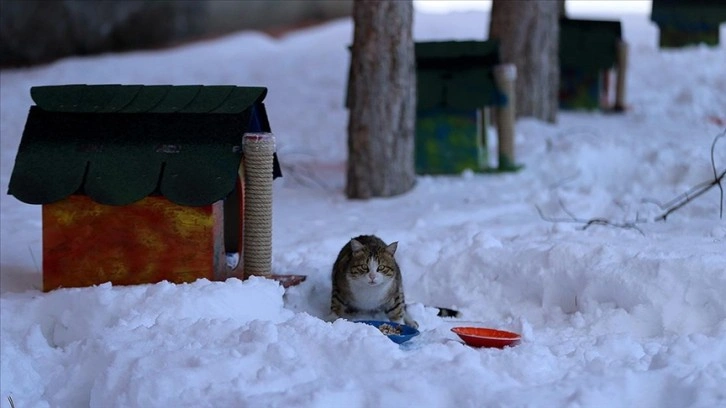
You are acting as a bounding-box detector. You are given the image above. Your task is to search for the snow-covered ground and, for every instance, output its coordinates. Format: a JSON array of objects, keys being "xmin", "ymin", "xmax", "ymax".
[{"xmin": 2, "ymin": 6, "xmax": 725, "ymax": 408}]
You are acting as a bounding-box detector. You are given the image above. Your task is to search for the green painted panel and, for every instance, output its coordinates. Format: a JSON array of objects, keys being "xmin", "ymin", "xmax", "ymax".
[
  {"xmin": 559, "ymin": 69, "xmax": 601, "ymax": 110},
  {"xmin": 415, "ymin": 108, "xmax": 482, "ymax": 175}
]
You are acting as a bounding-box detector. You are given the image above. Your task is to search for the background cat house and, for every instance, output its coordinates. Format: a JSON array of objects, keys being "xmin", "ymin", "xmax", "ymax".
[
  {"xmin": 413, "ymin": 40, "xmax": 517, "ymax": 175},
  {"xmin": 345, "ymin": 39, "xmax": 517, "ymax": 176},
  {"xmin": 559, "ymin": 18, "xmax": 627, "ymax": 112},
  {"xmin": 650, "ymin": 0, "xmax": 726, "ymax": 47},
  {"xmin": 7, "ymin": 84, "xmax": 282, "ymax": 292}
]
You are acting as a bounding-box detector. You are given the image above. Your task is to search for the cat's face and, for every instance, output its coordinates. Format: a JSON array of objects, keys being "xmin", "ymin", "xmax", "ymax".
[{"xmin": 348, "ymin": 242, "xmax": 397, "ymax": 287}]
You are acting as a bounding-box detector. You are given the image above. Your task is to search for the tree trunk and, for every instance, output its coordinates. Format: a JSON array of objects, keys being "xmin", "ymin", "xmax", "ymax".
[
  {"xmin": 489, "ymin": 0, "xmax": 559, "ymax": 123},
  {"xmin": 346, "ymin": 0, "xmax": 416, "ymax": 199}
]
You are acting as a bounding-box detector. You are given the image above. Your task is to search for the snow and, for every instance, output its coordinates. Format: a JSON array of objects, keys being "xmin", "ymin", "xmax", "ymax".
[{"xmin": 2, "ymin": 7, "xmax": 726, "ymax": 408}]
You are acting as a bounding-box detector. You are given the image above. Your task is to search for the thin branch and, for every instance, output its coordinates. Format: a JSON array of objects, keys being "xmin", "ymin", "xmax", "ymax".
[
  {"xmin": 538, "ymin": 130, "xmax": 725, "ymax": 232},
  {"xmin": 647, "ymin": 177, "xmax": 719, "ymax": 210},
  {"xmin": 656, "ymin": 129, "xmax": 725, "ymax": 221},
  {"xmin": 548, "ymin": 171, "xmax": 581, "ymax": 189},
  {"xmin": 711, "ymin": 130, "xmax": 724, "ymax": 180},
  {"xmin": 281, "ymin": 162, "xmax": 338, "ymax": 192},
  {"xmin": 557, "ymin": 198, "xmax": 578, "ymax": 220},
  {"xmin": 536, "ymin": 204, "xmax": 645, "ymax": 235},
  {"xmin": 654, "ymin": 169, "xmax": 724, "ymax": 221},
  {"xmin": 711, "ymin": 130, "xmax": 725, "ymax": 218},
  {"xmin": 29, "ymin": 245, "xmax": 40, "ymax": 274}
]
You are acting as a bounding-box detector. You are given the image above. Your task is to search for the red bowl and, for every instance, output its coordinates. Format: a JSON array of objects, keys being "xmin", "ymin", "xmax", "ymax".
[{"xmin": 451, "ymin": 327, "xmax": 521, "ymax": 348}]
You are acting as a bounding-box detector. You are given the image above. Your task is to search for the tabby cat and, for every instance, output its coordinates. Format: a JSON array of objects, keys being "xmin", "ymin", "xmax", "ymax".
[{"xmin": 330, "ymin": 235, "xmax": 418, "ymax": 328}]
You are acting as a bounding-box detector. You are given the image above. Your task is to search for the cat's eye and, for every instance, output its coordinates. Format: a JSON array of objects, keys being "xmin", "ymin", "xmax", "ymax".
[{"xmin": 352, "ymin": 265, "xmax": 368, "ymax": 275}]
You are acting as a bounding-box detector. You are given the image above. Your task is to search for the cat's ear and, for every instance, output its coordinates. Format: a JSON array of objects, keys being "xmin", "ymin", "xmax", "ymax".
[
  {"xmin": 350, "ymin": 238, "xmax": 364, "ymax": 252},
  {"xmin": 385, "ymin": 241, "xmax": 398, "ymax": 255}
]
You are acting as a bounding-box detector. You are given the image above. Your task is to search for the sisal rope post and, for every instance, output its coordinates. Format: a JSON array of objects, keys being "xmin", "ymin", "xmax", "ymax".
[{"xmin": 242, "ymin": 132, "xmax": 275, "ymax": 277}]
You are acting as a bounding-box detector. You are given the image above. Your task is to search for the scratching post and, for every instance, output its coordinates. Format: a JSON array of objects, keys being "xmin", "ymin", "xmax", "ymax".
[
  {"xmin": 493, "ymin": 64, "xmax": 518, "ymax": 171},
  {"xmin": 243, "ymin": 132, "xmax": 275, "ymax": 277},
  {"xmin": 614, "ymin": 40, "xmax": 628, "ymax": 112}
]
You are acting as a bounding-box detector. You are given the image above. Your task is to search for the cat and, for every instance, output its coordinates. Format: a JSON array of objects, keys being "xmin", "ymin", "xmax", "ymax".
[{"xmin": 330, "ymin": 235, "xmax": 418, "ymax": 328}]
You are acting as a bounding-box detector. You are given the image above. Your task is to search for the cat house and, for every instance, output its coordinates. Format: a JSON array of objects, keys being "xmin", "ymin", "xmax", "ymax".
[
  {"xmin": 7, "ymin": 84, "xmax": 285, "ymax": 291},
  {"xmin": 414, "ymin": 40, "xmax": 518, "ymax": 174},
  {"xmin": 559, "ymin": 18, "xmax": 627, "ymax": 111},
  {"xmin": 651, "ymin": 0, "xmax": 726, "ymax": 47}
]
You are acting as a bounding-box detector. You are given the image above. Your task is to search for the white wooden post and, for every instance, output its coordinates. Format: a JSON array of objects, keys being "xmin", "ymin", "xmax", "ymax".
[
  {"xmin": 614, "ymin": 40, "xmax": 628, "ymax": 112},
  {"xmin": 493, "ymin": 63, "xmax": 518, "ymax": 170}
]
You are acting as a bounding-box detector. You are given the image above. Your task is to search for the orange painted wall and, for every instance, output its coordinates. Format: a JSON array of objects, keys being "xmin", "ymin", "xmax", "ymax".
[{"xmin": 42, "ymin": 195, "xmax": 226, "ymax": 291}]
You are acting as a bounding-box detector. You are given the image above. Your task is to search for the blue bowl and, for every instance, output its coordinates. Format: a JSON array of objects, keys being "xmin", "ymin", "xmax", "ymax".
[{"xmin": 355, "ymin": 320, "xmax": 420, "ymax": 344}]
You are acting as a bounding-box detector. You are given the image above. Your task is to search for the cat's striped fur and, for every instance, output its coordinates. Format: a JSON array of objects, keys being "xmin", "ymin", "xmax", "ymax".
[{"xmin": 330, "ymin": 235, "xmax": 418, "ymax": 328}]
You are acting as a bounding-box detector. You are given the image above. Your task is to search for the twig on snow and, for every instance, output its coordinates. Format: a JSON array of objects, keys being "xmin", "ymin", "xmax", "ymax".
[
  {"xmin": 536, "ymin": 201, "xmax": 646, "ymax": 235},
  {"xmin": 654, "ymin": 129, "xmax": 725, "ymax": 221},
  {"xmin": 538, "ymin": 129, "xmax": 725, "ymax": 232}
]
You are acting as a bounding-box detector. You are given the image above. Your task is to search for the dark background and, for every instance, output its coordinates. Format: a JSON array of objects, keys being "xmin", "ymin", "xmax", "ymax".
[{"xmin": 0, "ymin": 0, "xmax": 353, "ymax": 67}]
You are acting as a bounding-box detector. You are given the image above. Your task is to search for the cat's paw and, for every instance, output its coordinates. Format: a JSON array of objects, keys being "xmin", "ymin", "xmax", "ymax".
[
  {"xmin": 324, "ymin": 312, "xmax": 342, "ymax": 323},
  {"xmin": 403, "ymin": 317, "xmax": 419, "ymax": 329}
]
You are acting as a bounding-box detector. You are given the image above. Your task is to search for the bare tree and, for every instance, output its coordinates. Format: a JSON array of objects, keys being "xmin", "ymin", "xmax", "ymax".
[
  {"xmin": 489, "ymin": 0, "xmax": 560, "ymax": 123},
  {"xmin": 346, "ymin": 0, "xmax": 416, "ymax": 199}
]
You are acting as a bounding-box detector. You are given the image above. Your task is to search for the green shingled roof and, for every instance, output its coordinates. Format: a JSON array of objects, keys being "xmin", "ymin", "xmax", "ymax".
[
  {"xmin": 559, "ymin": 18, "xmax": 622, "ymax": 72},
  {"xmin": 30, "ymin": 84, "xmax": 267, "ymax": 114},
  {"xmin": 8, "ymin": 85, "xmax": 278, "ymax": 207},
  {"xmin": 651, "ymin": 0, "xmax": 726, "ymax": 28},
  {"xmin": 415, "ymin": 40, "xmax": 507, "ymax": 110}
]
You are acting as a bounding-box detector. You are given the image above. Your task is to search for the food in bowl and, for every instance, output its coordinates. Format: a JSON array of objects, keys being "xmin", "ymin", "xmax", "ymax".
[
  {"xmin": 378, "ymin": 323, "xmax": 402, "ymax": 335},
  {"xmin": 355, "ymin": 320, "xmax": 419, "ymax": 344}
]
